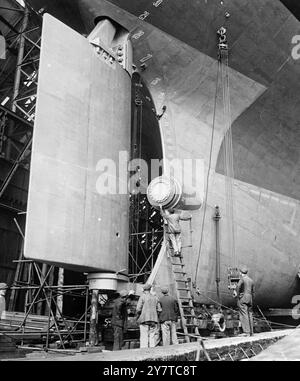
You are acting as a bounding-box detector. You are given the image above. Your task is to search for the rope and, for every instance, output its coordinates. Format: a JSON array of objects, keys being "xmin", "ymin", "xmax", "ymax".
[
  {"xmin": 220, "ymin": 47, "xmax": 236, "ymax": 267},
  {"xmin": 194, "ymin": 60, "xmax": 220, "ymax": 285},
  {"xmin": 194, "ymin": 27, "xmax": 237, "ymax": 284}
]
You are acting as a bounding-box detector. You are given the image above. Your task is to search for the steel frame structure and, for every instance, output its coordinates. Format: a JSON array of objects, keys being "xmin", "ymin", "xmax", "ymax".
[
  {"xmin": 128, "ymin": 76, "xmax": 164, "ymax": 284},
  {"xmin": 7, "ymin": 259, "xmax": 90, "ymax": 349},
  {"xmin": 0, "ymin": 1, "xmax": 41, "ymax": 122},
  {"xmin": 0, "ymin": 1, "xmax": 41, "ymax": 209}
]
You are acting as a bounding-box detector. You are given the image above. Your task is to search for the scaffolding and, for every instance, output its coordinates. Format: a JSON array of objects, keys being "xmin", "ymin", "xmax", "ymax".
[
  {"xmin": 0, "ymin": 2, "xmax": 40, "ymax": 207},
  {"xmin": 0, "ymin": 1, "xmax": 41, "ymax": 122},
  {"xmin": 1, "ymin": 259, "xmax": 90, "ymax": 349},
  {"xmin": 128, "ymin": 75, "xmax": 164, "ymax": 284},
  {"xmin": 0, "ymin": 1, "xmax": 41, "ymax": 183},
  {"xmin": 0, "ymin": 3, "xmax": 68, "ymax": 326}
]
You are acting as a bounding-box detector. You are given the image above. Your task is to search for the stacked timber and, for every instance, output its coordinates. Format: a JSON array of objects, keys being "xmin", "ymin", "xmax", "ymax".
[
  {"xmin": 0, "ymin": 311, "xmax": 54, "ymax": 332},
  {"xmin": 0, "ymin": 333, "xmax": 16, "ymax": 352}
]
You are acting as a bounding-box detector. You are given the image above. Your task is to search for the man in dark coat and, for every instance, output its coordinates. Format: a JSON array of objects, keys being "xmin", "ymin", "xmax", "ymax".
[
  {"xmin": 158, "ymin": 287, "xmax": 179, "ymax": 345},
  {"xmin": 234, "ymin": 265, "xmax": 255, "ymax": 336},
  {"xmin": 136, "ymin": 284, "xmax": 162, "ymax": 348},
  {"xmin": 111, "ymin": 289, "xmax": 133, "ymax": 350}
]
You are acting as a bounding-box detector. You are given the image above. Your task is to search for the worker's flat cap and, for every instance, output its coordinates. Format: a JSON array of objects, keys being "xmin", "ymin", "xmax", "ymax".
[
  {"xmin": 239, "ymin": 265, "xmax": 248, "ymax": 274},
  {"xmin": 161, "ymin": 287, "xmax": 169, "ymax": 294},
  {"xmin": 143, "ymin": 284, "xmax": 151, "ymax": 291},
  {"xmin": 119, "ymin": 289, "xmax": 128, "ymax": 297}
]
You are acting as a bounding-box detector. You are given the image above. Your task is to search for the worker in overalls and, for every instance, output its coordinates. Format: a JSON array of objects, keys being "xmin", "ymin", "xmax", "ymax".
[
  {"xmin": 234, "ymin": 266, "xmax": 254, "ymax": 336},
  {"xmin": 158, "ymin": 287, "xmax": 179, "ymax": 346},
  {"xmin": 136, "ymin": 284, "xmax": 162, "ymax": 348},
  {"xmin": 111, "ymin": 289, "xmax": 134, "ymax": 350},
  {"xmin": 160, "ymin": 207, "xmax": 191, "ymax": 257}
]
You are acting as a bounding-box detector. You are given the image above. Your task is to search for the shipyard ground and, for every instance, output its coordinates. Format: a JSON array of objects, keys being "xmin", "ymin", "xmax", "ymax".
[
  {"xmin": 250, "ymin": 327, "xmax": 300, "ymax": 361},
  {"xmin": 0, "ymin": 328, "xmax": 297, "ymax": 361}
]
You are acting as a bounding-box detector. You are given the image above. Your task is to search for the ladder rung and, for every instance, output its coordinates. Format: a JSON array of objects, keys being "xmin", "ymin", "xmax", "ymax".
[{"xmin": 170, "ymin": 247, "xmax": 199, "ymax": 343}]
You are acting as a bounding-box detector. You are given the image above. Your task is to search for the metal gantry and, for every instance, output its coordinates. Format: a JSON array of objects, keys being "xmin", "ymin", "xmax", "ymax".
[
  {"xmin": 128, "ymin": 75, "xmax": 164, "ymax": 283},
  {"xmin": 0, "ymin": 1, "xmax": 41, "ymax": 122},
  {"xmin": 129, "ymin": 194, "xmax": 163, "ymax": 283},
  {"xmin": 0, "ymin": 4, "xmax": 71, "ymax": 329},
  {"xmin": 1, "ymin": 259, "xmax": 90, "ymax": 349},
  {"xmin": 0, "ymin": 1, "xmax": 41, "ymax": 209}
]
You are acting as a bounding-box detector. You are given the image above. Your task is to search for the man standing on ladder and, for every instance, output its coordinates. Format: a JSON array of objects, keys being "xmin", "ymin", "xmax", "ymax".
[
  {"xmin": 233, "ymin": 265, "xmax": 255, "ymax": 337},
  {"xmin": 160, "ymin": 207, "xmax": 191, "ymax": 257}
]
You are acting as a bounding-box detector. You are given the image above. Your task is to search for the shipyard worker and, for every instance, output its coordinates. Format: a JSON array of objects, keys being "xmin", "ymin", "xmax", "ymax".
[
  {"xmin": 136, "ymin": 283, "xmax": 162, "ymax": 348},
  {"xmin": 158, "ymin": 287, "xmax": 179, "ymax": 346},
  {"xmin": 0, "ymin": 283, "xmax": 7, "ymax": 320},
  {"xmin": 160, "ymin": 206, "xmax": 191, "ymax": 257},
  {"xmin": 111, "ymin": 289, "xmax": 134, "ymax": 350},
  {"xmin": 233, "ymin": 266, "xmax": 254, "ymax": 337}
]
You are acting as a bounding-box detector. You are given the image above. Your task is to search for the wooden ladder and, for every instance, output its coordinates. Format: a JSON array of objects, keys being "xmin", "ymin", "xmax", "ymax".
[{"xmin": 170, "ymin": 253, "xmax": 201, "ymax": 343}]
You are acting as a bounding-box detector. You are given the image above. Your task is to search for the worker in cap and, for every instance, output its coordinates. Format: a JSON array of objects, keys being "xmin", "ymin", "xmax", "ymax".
[
  {"xmin": 0, "ymin": 282, "xmax": 7, "ymax": 320},
  {"xmin": 119, "ymin": 289, "xmax": 128, "ymax": 298},
  {"xmin": 240, "ymin": 265, "xmax": 248, "ymax": 274},
  {"xmin": 111, "ymin": 289, "xmax": 134, "ymax": 351},
  {"xmin": 160, "ymin": 206, "xmax": 192, "ymax": 257},
  {"xmin": 158, "ymin": 287, "xmax": 179, "ymax": 346},
  {"xmin": 136, "ymin": 284, "xmax": 162, "ymax": 348},
  {"xmin": 233, "ymin": 265, "xmax": 255, "ymax": 337}
]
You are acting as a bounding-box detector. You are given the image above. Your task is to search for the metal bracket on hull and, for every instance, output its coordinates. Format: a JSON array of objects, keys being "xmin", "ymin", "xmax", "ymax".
[
  {"xmin": 88, "ymin": 17, "xmax": 133, "ymax": 76},
  {"xmin": 89, "ymin": 38, "xmax": 117, "ymax": 69}
]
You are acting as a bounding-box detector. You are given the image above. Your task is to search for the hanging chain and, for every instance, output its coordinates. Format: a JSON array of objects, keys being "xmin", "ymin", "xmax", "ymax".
[{"xmin": 218, "ymin": 27, "xmax": 237, "ymax": 273}]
